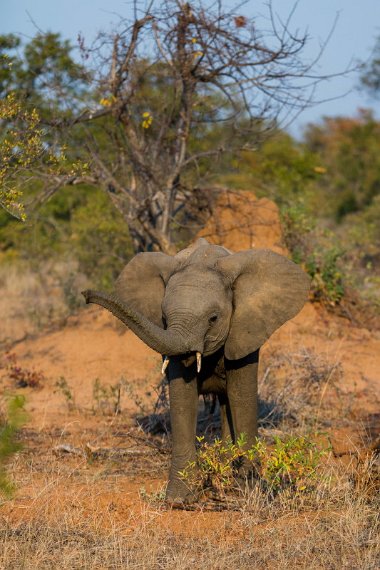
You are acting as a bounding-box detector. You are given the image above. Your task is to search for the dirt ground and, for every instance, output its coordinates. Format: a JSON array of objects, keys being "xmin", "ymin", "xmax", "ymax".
[{"xmin": 0, "ymin": 191, "xmax": 379, "ymax": 569}]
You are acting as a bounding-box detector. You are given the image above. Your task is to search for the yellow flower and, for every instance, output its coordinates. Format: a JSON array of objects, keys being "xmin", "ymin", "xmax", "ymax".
[
  {"xmin": 100, "ymin": 95, "xmax": 116, "ymax": 107},
  {"xmin": 141, "ymin": 112, "xmax": 153, "ymax": 129},
  {"xmin": 314, "ymin": 166, "xmax": 327, "ymax": 174}
]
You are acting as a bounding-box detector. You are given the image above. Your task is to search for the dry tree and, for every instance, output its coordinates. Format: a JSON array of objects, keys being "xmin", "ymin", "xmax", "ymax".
[{"xmin": 5, "ymin": 1, "xmax": 345, "ymax": 253}]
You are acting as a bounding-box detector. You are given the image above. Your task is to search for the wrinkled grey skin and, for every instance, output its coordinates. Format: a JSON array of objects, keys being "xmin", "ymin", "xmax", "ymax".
[{"xmin": 82, "ymin": 238, "xmax": 310, "ymax": 504}]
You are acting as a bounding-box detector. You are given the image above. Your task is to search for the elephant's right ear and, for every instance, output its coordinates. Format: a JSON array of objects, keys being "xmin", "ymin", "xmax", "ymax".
[{"xmin": 115, "ymin": 253, "xmax": 179, "ymax": 327}]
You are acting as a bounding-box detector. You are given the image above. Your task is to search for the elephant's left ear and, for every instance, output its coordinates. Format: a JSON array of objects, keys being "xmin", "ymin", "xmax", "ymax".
[{"xmin": 216, "ymin": 249, "xmax": 311, "ymax": 360}]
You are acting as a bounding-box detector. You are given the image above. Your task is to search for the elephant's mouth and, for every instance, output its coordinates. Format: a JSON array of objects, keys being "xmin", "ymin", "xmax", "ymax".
[
  {"xmin": 161, "ymin": 340, "xmax": 225, "ymax": 374},
  {"xmin": 162, "ymin": 350, "xmax": 202, "ymax": 374}
]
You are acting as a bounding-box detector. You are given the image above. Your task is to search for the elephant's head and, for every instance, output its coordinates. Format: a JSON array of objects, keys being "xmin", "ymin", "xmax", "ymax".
[{"xmin": 82, "ymin": 238, "xmax": 310, "ymax": 366}]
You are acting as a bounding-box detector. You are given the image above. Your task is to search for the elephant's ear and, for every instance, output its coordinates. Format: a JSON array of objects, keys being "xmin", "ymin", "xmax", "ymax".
[
  {"xmin": 115, "ymin": 252, "xmax": 179, "ymax": 327},
  {"xmin": 216, "ymin": 249, "xmax": 311, "ymax": 360}
]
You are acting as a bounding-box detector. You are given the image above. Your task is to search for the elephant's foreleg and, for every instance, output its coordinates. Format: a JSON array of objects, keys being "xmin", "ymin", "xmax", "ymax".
[
  {"xmin": 225, "ymin": 350, "xmax": 259, "ymax": 447},
  {"xmin": 166, "ymin": 359, "xmax": 199, "ymax": 504}
]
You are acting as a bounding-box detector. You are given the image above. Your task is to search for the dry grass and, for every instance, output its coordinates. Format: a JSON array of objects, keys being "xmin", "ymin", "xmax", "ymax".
[
  {"xmin": 0, "ymin": 394, "xmax": 378, "ymax": 570},
  {"xmin": 259, "ymin": 347, "xmax": 345, "ymax": 430},
  {"xmin": 1, "ymin": 514, "xmax": 378, "ymax": 569},
  {"xmin": 0, "ymin": 475, "xmax": 378, "ymax": 568},
  {"xmin": 0, "ymin": 260, "xmax": 88, "ymax": 346}
]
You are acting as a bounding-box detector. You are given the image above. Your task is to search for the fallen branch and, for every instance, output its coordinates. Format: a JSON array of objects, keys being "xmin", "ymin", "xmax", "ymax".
[
  {"xmin": 53, "ymin": 444, "xmax": 84, "ymax": 457},
  {"xmin": 85, "ymin": 443, "xmax": 153, "ymax": 459},
  {"xmin": 53, "ymin": 443, "xmax": 155, "ymax": 460}
]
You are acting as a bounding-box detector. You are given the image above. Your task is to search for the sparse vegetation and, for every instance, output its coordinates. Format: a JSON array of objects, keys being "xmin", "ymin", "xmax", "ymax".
[
  {"xmin": 92, "ymin": 378, "xmax": 122, "ymax": 415},
  {"xmin": 55, "ymin": 376, "xmax": 76, "ymax": 411}
]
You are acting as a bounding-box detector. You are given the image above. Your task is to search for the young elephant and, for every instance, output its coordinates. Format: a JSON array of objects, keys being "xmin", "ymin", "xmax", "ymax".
[{"xmin": 82, "ymin": 238, "xmax": 310, "ymax": 504}]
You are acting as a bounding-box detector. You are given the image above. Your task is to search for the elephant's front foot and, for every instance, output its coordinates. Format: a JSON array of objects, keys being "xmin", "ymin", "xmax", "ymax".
[
  {"xmin": 165, "ymin": 477, "xmax": 198, "ymax": 506},
  {"xmin": 165, "ymin": 459, "xmax": 199, "ymax": 506}
]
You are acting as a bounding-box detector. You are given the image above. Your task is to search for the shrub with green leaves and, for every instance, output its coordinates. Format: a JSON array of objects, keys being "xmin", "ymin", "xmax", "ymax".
[
  {"xmin": 305, "ymin": 247, "xmax": 345, "ymax": 306},
  {"xmin": 280, "ymin": 203, "xmax": 316, "ymax": 263},
  {"xmin": 280, "ymin": 203, "xmax": 346, "ymax": 306},
  {"xmin": 0, "ymin": 395, "xmax": 27, "ymax": 499},
  {"xmin": 180, "ymin": 433, "xmax": 328, "ymax": 499},
  {"xmin": 258, "ymin": 435, "xmax": 328, "ymax": 493},
  {"xmin": 0, "ymin": 184, "xmax": 133, "ymax": 291}
]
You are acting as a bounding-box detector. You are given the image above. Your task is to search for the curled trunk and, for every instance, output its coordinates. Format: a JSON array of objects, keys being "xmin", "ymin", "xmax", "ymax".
[{"xmin": 82, "ymin": 290, "xmax": 189, "ymax": 356}]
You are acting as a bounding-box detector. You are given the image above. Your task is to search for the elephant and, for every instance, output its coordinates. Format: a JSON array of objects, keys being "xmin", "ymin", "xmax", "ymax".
[{"xmin": 82, "ymin": 238, "xmax": 310, "ymax": 504}]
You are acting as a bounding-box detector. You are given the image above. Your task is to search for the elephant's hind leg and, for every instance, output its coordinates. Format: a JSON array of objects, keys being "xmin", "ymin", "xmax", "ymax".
[{"xmin": 218, "ymin": 393, "xmax": 234, "ymax": 443}]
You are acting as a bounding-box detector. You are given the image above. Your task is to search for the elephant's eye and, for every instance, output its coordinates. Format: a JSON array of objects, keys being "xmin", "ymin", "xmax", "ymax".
[{"xmin": 209, "ymin": 314, "xmax": 218, "ymax": 324}]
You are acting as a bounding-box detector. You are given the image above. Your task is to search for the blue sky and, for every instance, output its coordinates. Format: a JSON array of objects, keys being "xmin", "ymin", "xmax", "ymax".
[{"xmin": 2, "ymin": 0, "xmax": 380, "ymax": 136}]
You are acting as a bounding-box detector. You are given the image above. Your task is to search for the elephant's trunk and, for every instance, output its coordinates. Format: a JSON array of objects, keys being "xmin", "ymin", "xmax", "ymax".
[{"xmin": 82, "ymin": 289, "xmax": 189, "ymax": 356}]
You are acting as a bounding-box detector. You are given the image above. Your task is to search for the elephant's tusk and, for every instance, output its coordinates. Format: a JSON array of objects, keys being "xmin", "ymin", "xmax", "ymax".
[
  {"xmin": 162, "ymin": 357, "xmax": 170, "ymax": 375},
  {"xmin": 196, "ymin": 351, "xmax": 202, "ymax": 373}
]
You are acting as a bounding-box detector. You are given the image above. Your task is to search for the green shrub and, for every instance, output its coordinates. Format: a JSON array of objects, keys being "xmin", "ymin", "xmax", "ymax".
[
  {"xmin": 280, "ymin": 202, "xmax": 345, "ymax": 306},
  {"xmin": 257, "ymin": 435, "xmax": 328, "ymax": 493},
  {"xmin": 0, "ymin": 395, "xmax": 27, "ymax": 499},
  {"xmin": 280, "ymin": 203, "xmax": 315, "ymax": 262},
  {"xmin": 306, "ymin": 247, "xmax": 345, "ymax": 306},
  {"xmin": 0, "ymin": 185, "xmax": 133, "ymax": 291},
  {"xmin": 179, "ymin": 433, "xmax": 327, "ymax": 499},
  {"xmin": 69, "ymin": 190, "xmax": 133, "ymax": 290},
  {"xmin": 55, "ymin": 377, "xmax": 75, "ymax": 411}
]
